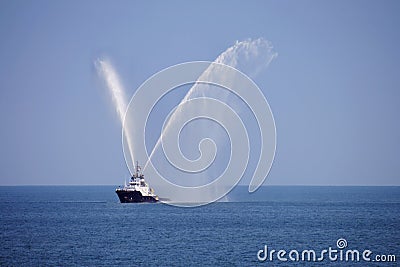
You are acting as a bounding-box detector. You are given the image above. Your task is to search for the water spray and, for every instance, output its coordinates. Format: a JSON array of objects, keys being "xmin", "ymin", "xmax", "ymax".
[{"xmin": 95, "ymin": 58, "xmax": 135, "ymax": 168}]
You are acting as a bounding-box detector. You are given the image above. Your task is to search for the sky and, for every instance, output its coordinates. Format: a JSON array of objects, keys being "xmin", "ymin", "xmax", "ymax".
[{"xmin": 0, "ymin": 0, "xmax": 399, "ymax": 186}]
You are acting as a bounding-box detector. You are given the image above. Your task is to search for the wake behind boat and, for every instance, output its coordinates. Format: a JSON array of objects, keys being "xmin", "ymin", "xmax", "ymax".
[{"xmin": 116, "ymin": 162, "xmax": 159, "ymax": 203}]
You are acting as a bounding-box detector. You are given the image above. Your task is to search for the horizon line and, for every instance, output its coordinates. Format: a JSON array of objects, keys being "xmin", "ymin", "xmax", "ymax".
[{"xmin": 0, "ymin": 184, "xmax": 399, "ymax": 187}]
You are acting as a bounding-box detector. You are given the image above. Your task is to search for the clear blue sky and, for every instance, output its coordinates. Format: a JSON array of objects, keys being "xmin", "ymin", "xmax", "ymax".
[{"xmin": 0, "ymin": 1, "xmax": 399, "ymax": 185}]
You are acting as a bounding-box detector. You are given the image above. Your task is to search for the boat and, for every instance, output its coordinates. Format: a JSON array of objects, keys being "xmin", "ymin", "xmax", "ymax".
[{"xmin": 116, "ymin": 162, "xmax": 159, "ymax": 203}]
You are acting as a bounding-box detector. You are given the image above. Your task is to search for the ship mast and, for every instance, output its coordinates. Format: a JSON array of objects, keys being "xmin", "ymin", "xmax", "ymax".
[{"xmin": 135, "ymin": 161, "xmax": 142, "ymax": 178}]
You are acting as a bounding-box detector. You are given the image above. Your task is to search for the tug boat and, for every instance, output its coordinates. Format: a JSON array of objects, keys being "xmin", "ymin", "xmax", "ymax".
[{"xmin": 116, "ymin": 162, "xmax": 159, "ymax": 203}]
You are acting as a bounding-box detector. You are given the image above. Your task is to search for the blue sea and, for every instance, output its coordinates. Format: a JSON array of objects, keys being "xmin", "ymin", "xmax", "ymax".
[{"xmin": 0, "ymin": 186, "xmax": 399, "ymax": 266}]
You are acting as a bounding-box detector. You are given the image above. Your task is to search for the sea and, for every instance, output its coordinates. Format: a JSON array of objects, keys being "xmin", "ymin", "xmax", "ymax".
[{"xmin": 0, "ymin": 186, "xmax": 399, "ymax": 266}]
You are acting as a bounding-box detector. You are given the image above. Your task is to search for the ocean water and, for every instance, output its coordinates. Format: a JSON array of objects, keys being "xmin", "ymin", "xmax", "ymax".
[{"xmin": 0, "ymin": 186, "xmax": 399, "ymax": 266}]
